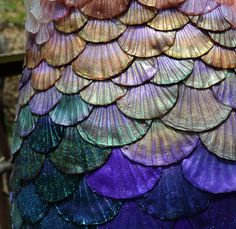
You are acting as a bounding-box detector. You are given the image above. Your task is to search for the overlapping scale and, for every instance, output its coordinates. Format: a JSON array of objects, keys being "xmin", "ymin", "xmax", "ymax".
[
  {"xmin": 118, "ymin": 26, "xmax": 175, "ymax": 57},
  {"xmin": 151, "ymin": 56, "xmax": 193, "ymax": 85},
  {"xmin": 19, "ymin": 68, "xmax": 32, "ymax": 90},
  {"xmin": 28, "ymin": 116, "xmax": 63, "ymax": 153},
  {"xmin": 16, "ymin": 184, "xmax": 48, "ymax": 223},
  {"xmin": 55, "ymin": 66, "xmax": 91, "ymax": 94},
  {"xmin": 179, "ymin": 0, "xmax": 218, "ymax": 15},
  {"xmin": 29, "ymin": 87, "xmax": 62, "ymax": 115},
  {"xmin": 122, "ymin": 120, "xmax": 199, "ymax": 166},
  {"xmin": 17, "ymin": 106, "xmax": 38, "ymax": 137},
  {"xmin": 14, "ymin": 141, "xmax": 45, "ymax": 180},
  {"xmin": 35, "ymin": 160, "xmax": 78, "ymax": 202},
  {"xmin": 201, "ymin": 45, "xmax": 236, "ymax": 68},
  {"xmin": 165, "ymin": 24, "xmax": 214, "ymax": 59},
  {"xmin": 80, "ymin": 0, "xmax": 130, "ymax": 19},
  {"xmin": 213, "ymin": 72, "xmax": 236, "ymax": 108},
  {"xmin": 56, "ymin": 178, "xmax": 122, "ymax": 225},
  {"xmin": 100, "ymin": 202, "xmax": 174, "ymax": 229},
  {"xmin": 148, "ymin": 9, "xmax": 189, "ymax": 31},
  {"xmin": 112, "ymin": 58, "xmax": 158, "ymax": 86},
  {"xmin": 26, "ymin": 43, "xmax": 43, "ymax": 69},
  {"xmin": 139, "ymin": 164, "xmax": 210, "ymax": 220},
  {"xmin": 35, "ymin": 22, "xmax": 54, "ymax": 45},
  {"xmin": 119, "ymin": 0, "xmax": 156, "ymax": 25},
  {"xmin": 31, "ymin": 61, "xmax": 62, "ymax": 90},
  {"xmin": 79, "ymin": 19, "xmax": 126, "ymax": 43},
  {"xmin": 220, "ymin": 3, "xmax": 236, "ymax": 28},
  {"xmin": 184, "ymin": 60, "xmax": 227, "ymax": 88},
  {"xmin": 19, "ymin": 81, "xmax": 35, "ymax": 106},
  {"xmin": 200, "ymin": 112, "xmax": 236, "ymax": 160},
  {"xmin": 80, "ymin": 81, "xmax": 127, "ymax": 105},
  {"xmin": 117, "ymin": 83, "xmax": 178, "ymax": 119},
  {"xmin": 77, "ymin": 104, "xmax": 151, "ymax": 147},
  {"xmin": 10, "ymin": 167, "xmax": 22, "ymax": 195},
  {"xmin": 42, "ymin": 30, "xmax": 86, "ymax": 66},
  {"xmin": 10, "ymin": 199, "xmax": 23, "ymax": 229},
  {"xmin": 73, "ymin": 42, "xmax": 134, "ymax": 80},
  {"xmin": 86, "ymin": 148, "xmax": 161, "ymax": 199},
  {"xmin": 138, "ymin": 0, "xmax": 185, "ymax": 9},
  {"xmin": 30, "ymin": 207, "xmax": 79, "ymax": 229},
  {"xmin": 191, "ymin": 7, "xmax": 230, "ymax": 31},
  {"xmin": 162, "ymin": 84, "xmax": 231, "ymax": 132},
  {"xmin": 49, "ymin": 127, "xmax": 111, "ymax": 174},
  {"xmin": 209, "ymin": 29, "xmax": 236, "ymax": 48},
  {"xmin": 190, "ymin": 194, "xmax": 236, "ymax": 229},
  {"xmin": 64, "ymin": 0, "xmax": 90, "ymax": 7},
  {"xmin": 55, "ymin": 8, "xmax": 87, "ymax": 33},
  {"xmin": 11, "ymin": 124, "xmax": 23, "ymax": 155},
  {"xmin": 182, "ymin": 142, "xmax": 236, "ymax": 193},
  {"xmin": 49, "ymin": 94, "xmax": 92, "ymax": 126}
]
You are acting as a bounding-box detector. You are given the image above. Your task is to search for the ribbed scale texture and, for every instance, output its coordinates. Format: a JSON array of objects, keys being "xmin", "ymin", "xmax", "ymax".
[{"xmin": 11, "ymin": 1, "xmax": 236, "ymax": 228}]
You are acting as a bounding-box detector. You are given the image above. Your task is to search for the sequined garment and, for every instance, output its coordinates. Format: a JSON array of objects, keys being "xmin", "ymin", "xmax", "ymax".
[{"xmin": 11, "ymin": 0, "xmax": 236, "ymax": 228}]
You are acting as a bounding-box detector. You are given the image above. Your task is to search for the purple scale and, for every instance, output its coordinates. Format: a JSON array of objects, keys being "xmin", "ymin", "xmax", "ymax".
[{"xmin": 86, "ymin": 148, "xmax": 162, "ymax": 199}]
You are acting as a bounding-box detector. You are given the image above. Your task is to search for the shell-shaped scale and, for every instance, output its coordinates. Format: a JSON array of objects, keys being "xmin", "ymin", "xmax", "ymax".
[
  {"xmin": 28, "ymin": 116, "xmax": 63, "ymax": 154},
  {"xmin": 11, "ymin": 124, "xmax": 23, "ymax": 155},
  {"xmin": 16, "ymin": 183, "xmax": 48, "ymax": 224},
  {"xmin": 29, "ymin": 87, "xmax": 62, "ymax": 115},
  {"xmin": 165, "ymin": 24, "xmax": 214, "ymax": 59},
  {"xmin": 19, "ymin": 80, "xmax": 35, "ymax": 106},
  {"xmin": 17, "ymin": 106, "xmax": 38, "ymax": 137},
  {"xmin": 138, "ymin": 0, "xmax": 185, "ymax": 9},
  {"xmin": 184, "ymin": 60, "xmax": 227, "ymax": 89},
  {"xmin": 73, "ymin": 41, "xmax": 134, "ymax": 80},
  {"xmin": 152, "ymin": 56, "xmax": 193, "ymax": 85},
  {"xmin": 31, "ymin": 61, "xmax": 62, "ymax": 91},
  {"xmin": 49, "ymin": 127, "xmax": 111, "ymax": 174},
  {"xmin": 49, "ymin": 94, "xmax": 93, "ymax": 126},
  {"xmin": 10, "ymin": 167, "xmax": 22, "ymax": 194},
  {"xmin": 117, "ymin": 83, "xmax": 178, "ymax": 119},
  {"xmin": 35, "ymin": 160, "xmax": 78, "ymax": 202},
  {"xmin": 56, "ymin": 178, "xmax": 122, "ymax": 225},
  {"xmin": 80, "ymin": 81, "xmax": 127, "ymax": 106},
  {"xmin": 80, "ymin": 0, "xmax": 130, "ymax": 19},
  {"xmin": 119, "ymin": 0, "xmax": 156, "ymax": 25},
  {"xmin": 79, "ymin": 19, "xmax": 126, "ymax": 43},
  {"xmin": 42, "ymin": 30, "xmax": 86, "ymax": 66},
  {"xmin": 148, "ymin": 9, "xmax": 189, "ymax": 31},
  {"xmin": 14, "ymin": 141, "xmax": 45, "ymax": 180},
  {"xmin": 182, "ymin": 142, "xmax": 236, "ymax": 193},
  {"xmin": 100, "ymin": 202, "xmax": 174, "ymax": 229},
  {"xmin": 86, "ymin": 148, "xmax": 162, "ymax": 199},
  {"xmin": 201, "ymin": 45, "xmax": 236, "ymax": 69},
  {"xmin": 191, "ymin": 7, "xmax": 231, "ymax": 32},
  {"xmin": 209, "ymin": 29, "xmax": 236, "ymax": 48},
  {"xmin": 139, "ymin": 164, "xmax": 210, "ymax": 220},
  {"xmin": 200, "ymin": 112, "xmax": 236, "ymax": 160},
  {"xmin": 118, "ymin": 26, "xmax": 176, "ymax": 58},
  {"xmin": 55, "ymin": 65, "xmax": 91, "ymax": 94},
  {"xmin": 19, "ymin": 68, "xmax": 31, "ymax": 90},
  {"xmin": 179, "ymin": 0, "xmax": 218, "ymax": 15},
  {"xmin": 10, "ymin": 199, "xmax": 23, "ymax": 229},
  {"xmin": 26, "ymin": 43, "xmax": 43, "ymax": 69},
  {"xmin": 212, "ymin": 72, "xmax": 236, "ymax": 109},
  {"xmin": 55, "ymin": 8, "xmax": 87, "ymax": 33},
  {"xmin": 35, "ymin": 22, "xmax": 54, "ymax": 45},
  {"xmin": 162, "ymin": 84, "xmax": 231, "ymax": 132},
  {"xmin": 122, "ymin": 120, "xmax": 199, "ymax": 166},
  {"xmin": 77, "ymin": 104, "xmax": 151, "ymax": 147},
  {"xmin": 112, "ymin": 58, "xmax": 158, "ymax": 86}
]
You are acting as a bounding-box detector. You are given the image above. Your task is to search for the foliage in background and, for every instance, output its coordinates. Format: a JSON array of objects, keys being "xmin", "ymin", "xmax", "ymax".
[{"xmin": 0, "ymin": 0, "xmax": 25, "ymax": 28}]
